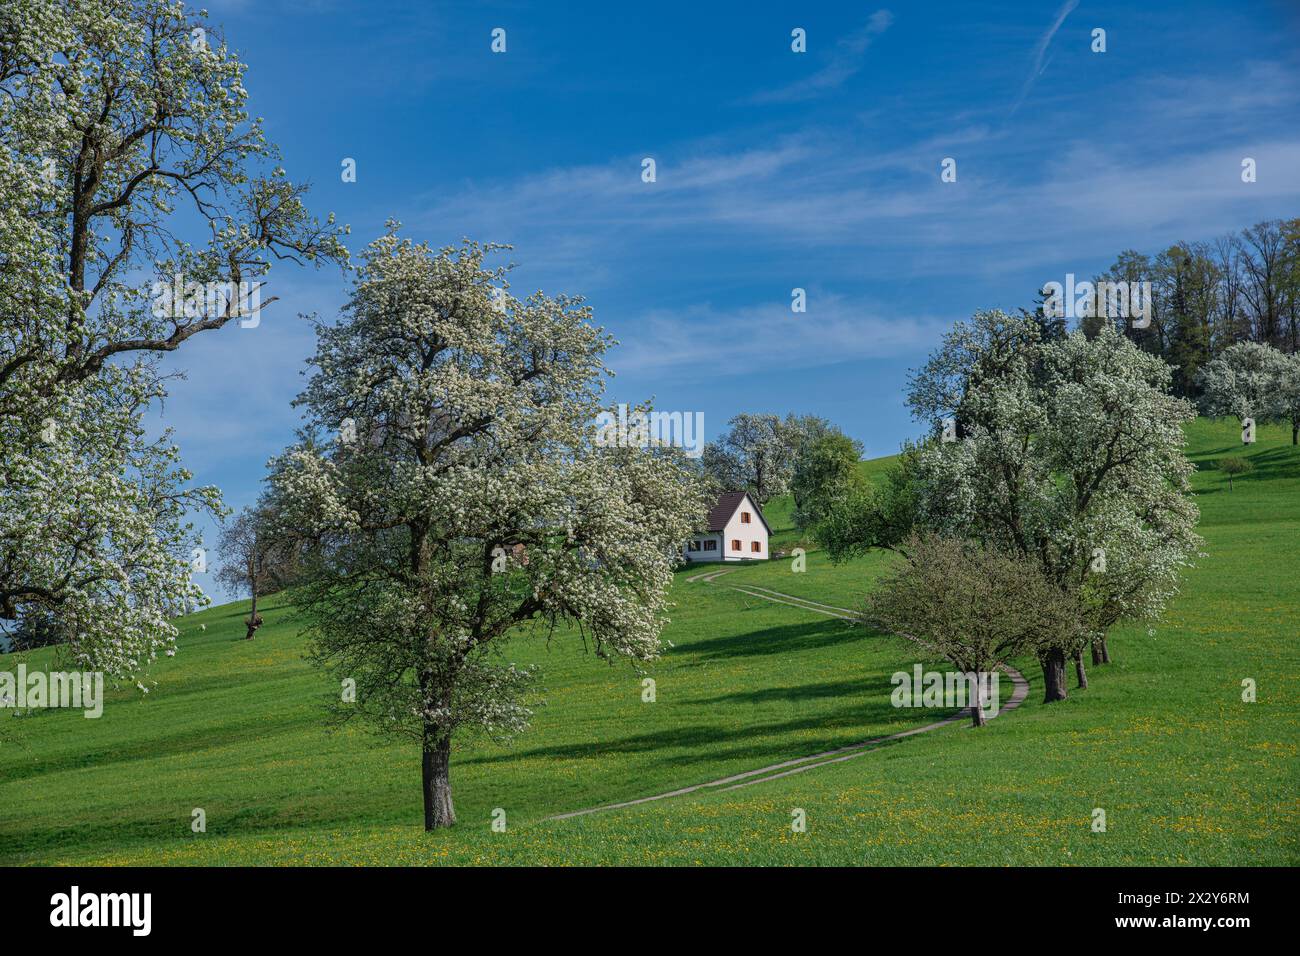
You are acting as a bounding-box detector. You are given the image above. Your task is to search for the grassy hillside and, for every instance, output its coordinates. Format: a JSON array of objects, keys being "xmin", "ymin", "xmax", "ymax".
[{"xmin": 2, "ymin": 419, "xmax": 1296, "ymax": 865}]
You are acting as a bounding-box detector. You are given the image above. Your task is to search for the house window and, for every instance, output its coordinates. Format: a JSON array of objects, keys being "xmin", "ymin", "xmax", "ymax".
[
  {"xmin": 731, "ymin": 539, "xmax": 741, "ymax": 551},
  {"xmin": 741, "ymin": 511, "xmax": 751, "ymax": 524},
  {"xmin": 703, "ymin": 540, "xmax": 717, "ymax": 551},
  {"xmin": 751, "ymin": 541, "xmax": 761, "ymax": 553},
  {"xmin": 688, "ymin": 540, "xmax": 701, "ymax": 552}
]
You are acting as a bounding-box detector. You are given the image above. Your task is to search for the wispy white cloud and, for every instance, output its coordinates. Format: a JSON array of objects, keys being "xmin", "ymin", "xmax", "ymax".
[
  {"xmin": 1138, "ymin": 60, "xmax": 1300, "ymax": 125},
  {"xmin": 1010, "ymin": 0, "xmax": 1079, "ymax": 115},
  {"xmin": 407, "ymin": 113, "xmax": 1300, "ymax": 293},
  {"xmin": 752, "ymin": 10, "xmax": 895, "ymax": 103},
  {"xmin": 405, "ymin": 123, "xmax": 1007, "ymax": 274},
  {"xmin": 608, "ymin": 294, "xmax": 949, "ymax": 378}
]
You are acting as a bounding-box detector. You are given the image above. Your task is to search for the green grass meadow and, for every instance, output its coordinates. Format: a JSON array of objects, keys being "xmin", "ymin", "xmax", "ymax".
[{"xmin": 1, "ymin": 418, "xmax": 1296, "ymax": 865}]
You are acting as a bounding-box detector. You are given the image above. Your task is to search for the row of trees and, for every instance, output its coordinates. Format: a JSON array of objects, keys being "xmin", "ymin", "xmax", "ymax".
[
  {"xmin": 696, "ymin": 312, "xmax": 1213, "ymax": 722},
  {"xmin": 1070, "ymin": 218, "xmax": 1300, "ymax": 398},
  {"xmin": 816, "ymin": 312, "xmax": 1203, "ymax": 715}
]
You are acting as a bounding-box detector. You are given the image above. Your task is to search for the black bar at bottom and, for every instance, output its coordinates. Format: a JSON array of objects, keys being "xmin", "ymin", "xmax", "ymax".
[{"xmin": 11, "ymin": 866, "xmax": 1281, "ymax": 941}]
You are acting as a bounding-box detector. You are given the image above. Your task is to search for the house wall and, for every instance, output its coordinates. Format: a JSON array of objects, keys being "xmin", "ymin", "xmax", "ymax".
[
  {"xmin": 682, "ymin": 532, "xmax": 725, "ymax": 563},
  {"xmin": 720, "ymin": 495, "xmax": 768, "ymax": 561},
  {"xmin": 682, "ymin": 493, "xmax": 770, "ymax": 564}
]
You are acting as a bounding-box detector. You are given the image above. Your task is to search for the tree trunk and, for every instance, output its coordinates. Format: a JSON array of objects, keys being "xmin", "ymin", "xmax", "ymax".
[
  {"xmin": 1292, "ymin": 422, "xmax": 1297, "ymax": 445},
  {"xmin": 1090, "ymin": 639, "xmax": 1103, "ymax": 666},
  {"xmin": 244, "ymin": 591, "xmax": 260, "ymax": 639},
  {"xmin": 969, "ymin": 674, "xmax": 988, "ymax": 727},
  {"xmin": 422, "ymin": 728, "xmax": 455, "ymax": 830},
  {"xmin": 1074, "ymin": 651, "xmax": 1088, "ymax": 689},
  {"xmin": 1097, "ymin": 633, "xmax": 1111, "ymax": 664},
  {"xmin": 1039, "ymin": 647, "xmax": 1068, "ymax": 703}
]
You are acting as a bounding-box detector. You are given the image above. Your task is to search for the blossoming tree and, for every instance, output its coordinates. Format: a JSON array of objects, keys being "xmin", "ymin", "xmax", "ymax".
[
  {"xmin": 269, "ymin": 233, "xmax": 709, "ymax": 829},
  {"xmin": 824, "ymin": 312, "xmax": 1201, "ymax": 703},
  {"xmin": 0, "ymin": 0, "xmax": 345, "ymax": 677},
  {"xmin": 1198, "ymin": 341, "xmax": 1298, "ymax": 444},
  {"xmin": 905, "ymin": 312, "xmax": 1202, "ymax": 700}
]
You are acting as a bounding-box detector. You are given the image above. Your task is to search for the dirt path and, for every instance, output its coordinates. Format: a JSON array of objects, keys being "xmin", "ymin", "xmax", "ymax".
[
  {"xmin": 688, "ymin": 569, "xmax": 857, "ymax": 618},
  {"xmin": 547, "ymin": 568, "xmax": 1030, "ymax": 821}
]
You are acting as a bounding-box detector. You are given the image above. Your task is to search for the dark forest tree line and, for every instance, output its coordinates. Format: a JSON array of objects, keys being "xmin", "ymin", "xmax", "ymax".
[{"xmin": 1071, "ymin": 217, "xmax": 1300, "ymax": 398}]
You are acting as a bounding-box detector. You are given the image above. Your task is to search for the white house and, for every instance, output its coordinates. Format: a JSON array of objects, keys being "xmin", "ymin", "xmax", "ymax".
[{"xmin": 683, "ymin": 491, "xmax": 771, "ymax": 563}]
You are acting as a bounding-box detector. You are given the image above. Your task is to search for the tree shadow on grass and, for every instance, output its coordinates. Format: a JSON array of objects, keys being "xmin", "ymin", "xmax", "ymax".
[
  {"xmin": 668, "ymin": 617, "xmax": 865, "ymax": 663},
  {"xmin": 1233, "ymin": 447, "xmax": 1300, "ymax": 480},
  {"xmin": 459, "ymin": 684, "xmax": 916, "ymax": 772},
  {"xmin": 1, "ymin": 798, "xmax": 406, "ymax": 865},
  {"xmin": 1191, "ymin": 443, "xmax": 1248, "ymax": 462},
  {"xmin": 0, "ymin": 709, "xmax": 317, "ymax": 784},
  {"xmin": 1194, "ymin": 445, "xmax": 1299, "ymax": 477},
  {"xmin": 690, "ymin": 677, "xmax": 873, "ymax": 705}
]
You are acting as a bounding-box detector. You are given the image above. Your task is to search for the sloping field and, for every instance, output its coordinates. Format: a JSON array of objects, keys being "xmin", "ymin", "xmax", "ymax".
[{"xmin": 1, "ymin": 419, "xmax": 1295, "ymax": 865}]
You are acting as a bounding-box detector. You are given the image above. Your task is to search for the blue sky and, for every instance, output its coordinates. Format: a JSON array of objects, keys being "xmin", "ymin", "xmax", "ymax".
[{"xmin": 158, "ymin": 0, "xmax": 1300, "ymax": 597}]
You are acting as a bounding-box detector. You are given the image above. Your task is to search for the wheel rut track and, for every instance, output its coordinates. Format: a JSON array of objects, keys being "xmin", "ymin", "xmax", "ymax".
[{"xmin": 547, "ymin": 566, "xmax": 1029, "ymax": 821}]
